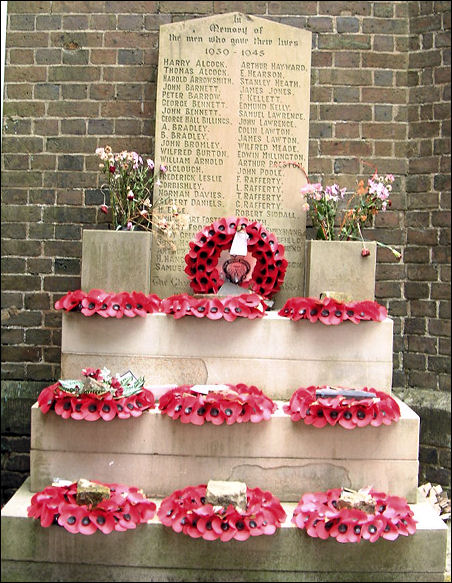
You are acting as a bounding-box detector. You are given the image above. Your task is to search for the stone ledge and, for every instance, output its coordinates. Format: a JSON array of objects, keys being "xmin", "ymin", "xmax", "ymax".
[
  {"xmin": 61, "ymin": 312, "xmax": 394, "ymax": 397},
  {"xmin": 1, "ymin": 479, "xmax": 448, "ymax": 582},
  {"xmin": 29, "ymin": 399, "xmax": 420, "ymax": 501}
]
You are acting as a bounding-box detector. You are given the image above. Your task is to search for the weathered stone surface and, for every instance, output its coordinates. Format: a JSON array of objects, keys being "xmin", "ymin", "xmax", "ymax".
[
  {"xmin": 151, "ymin": 12, "xmax": 312, "ymax": 306},
  {"xmin": 61, "ymin": 312, "xmax": 394, "ymax": 398},
  {"xmin": 81, "ymin": 230, "xmax": 152, "ymax": 293},
  {"xmin": 305, "ymin": 240, "xmax": 377, "ymax": 301}
]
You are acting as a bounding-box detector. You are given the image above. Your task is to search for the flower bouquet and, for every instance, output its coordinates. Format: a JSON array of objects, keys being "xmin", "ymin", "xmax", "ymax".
[
  {"xmin": 300, "ymin": 164, "xmax": 400, "ymax": 258},
  {"xmin": 95, "ymin": 145, "xmax": 189, "ymax": 249}
]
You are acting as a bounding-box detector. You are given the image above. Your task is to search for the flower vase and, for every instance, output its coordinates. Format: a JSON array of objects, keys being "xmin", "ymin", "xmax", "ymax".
[
  {"xmin": 81, "ymin": 229, "xmax": 152, "ymax": 294},
  {"xmin": 304, "ymin": 240, "xmax": 377, "ymax": 301}
]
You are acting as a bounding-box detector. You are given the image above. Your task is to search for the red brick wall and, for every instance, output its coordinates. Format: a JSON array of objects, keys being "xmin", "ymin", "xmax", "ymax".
[{"xmin": 1, "ymin": 1, "xmax": 451, "ymax": 501}]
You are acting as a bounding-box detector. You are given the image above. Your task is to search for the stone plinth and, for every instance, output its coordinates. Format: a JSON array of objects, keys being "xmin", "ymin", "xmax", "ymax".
[
  {"xmin": 1, "ymin": 479, "xmax": 448, "ymax": 582},
  {"xmin": 81, "ymin": 230, "xmax": 152, "ymax": 294},
  {"xmin": 305, "ymin": 240, "xmax": 377, "ymax": 301},
  {"xmin": 61, "ymin": 312, "xmax": 394, "ymax": 398},
  {"xmin": 30, "ymin": 399, "xmax": 419, "ymax": 501}
]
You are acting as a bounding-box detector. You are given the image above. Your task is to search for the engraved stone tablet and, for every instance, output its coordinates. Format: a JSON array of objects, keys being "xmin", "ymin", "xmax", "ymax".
[{"xmin": 151, "ymin": 13, "xmax": 311, "ymax": 306}]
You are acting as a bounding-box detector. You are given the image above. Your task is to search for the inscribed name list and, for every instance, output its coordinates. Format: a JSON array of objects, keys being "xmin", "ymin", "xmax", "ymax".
[{"xmin": 151, "ymin": 13, "xmax": 311, "ymax": 305}]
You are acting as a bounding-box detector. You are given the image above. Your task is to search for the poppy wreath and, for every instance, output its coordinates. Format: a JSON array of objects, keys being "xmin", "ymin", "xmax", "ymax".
[
  {"xmin": 284, "ymin": 386, "xmax": 400, "ymax": 429},
  {"xmin": 161, "ymin": 292, "xmax": 266, "ymax": 321},
  {"xmin": 158, "ymin": 484, "xmax": 286, "ymax": 541},
  {"xmin": 292, "ymin": 488, "xmax": 416, "ymax": 543},
  {"xmin": 54, "ymin": 288, "xmax": 161, "ymax": 318},
  {"xmin": 27, "ymin": 480, "xmax": 156, "ymax": 535},
  {"xmin": 37, "ymin": 367, "xmax": 155, "ymax": 421},
  {"xmin": 158, "ymin": 384, "xmax": 276, "ymax": 425},
  {"xmin": 184, "ymin": 216, "xmax": 288, "ymax": 298},
  {"xmin": 278, "ymin": 296, "xmax": 388, "ymax": 324}
]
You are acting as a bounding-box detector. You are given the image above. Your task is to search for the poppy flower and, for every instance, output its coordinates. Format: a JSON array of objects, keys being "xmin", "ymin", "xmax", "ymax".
[
  {"xmin": 81, "ymin": 289, "xmax": 109, "ymax": 317},
  {"xmin": 58, "ymin": 504, "xmax": 86, "ymax": 534},
  {"xmin": 98, "ymin": 396, "xmax": 117, "ymax": 421},
  {"xmin": 105, "ymin": 292, "xmax": 128, "ymax": 318},
  {"xmin": 54, "ymin": 396, "xmax": 74, "ymax": 419},
  {"xmin": 114, "ymin": 502, "xmax": 140, "ymax": 530},
  {"xmin": 129, "ymin": 292, "xmax": 149, "ymax": 317},
  {"xmin": 37, "ymin": 383, "xmax": 59, "ymax": 413},
  {"xmin": 317, "ymin": 297, "xmax": 345, "ymax": 325},
  {"xmin": 219, "ymin": 398, "xmax": 242, "ymax": 425},
  {"xmin": 205, "ymin": 296, "xmax": 225, "ymax": 320},
  {"xmin": 69, "ymin": 397, "xmax": 87, "ymax": 420},
  {"xmin": 330, "ymin": 510, "xmax": 367, "ymax": 543},
  {"xmin": 361, "ymin": 515, "xmax": 385, "ymax": 542},
  {"xmin": 55, "ymin": 289, "xmax": 85, "ymax": 312},
  {"xmin": 190, "ymin": 297, "xmax": 209, "ymax": 319},
  {"xmin": 89, "ymin": 509, "xmax": 116, "ymax": 534},
  {"xmin": 81, "ymin": 397, "xmax": 102, "ymax": 421}
]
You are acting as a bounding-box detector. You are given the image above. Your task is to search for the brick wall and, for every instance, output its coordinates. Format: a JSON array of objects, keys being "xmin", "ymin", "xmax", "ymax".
[{"xmin": 1, "ymin": 1, "xmax": 450, "ymax": 504}]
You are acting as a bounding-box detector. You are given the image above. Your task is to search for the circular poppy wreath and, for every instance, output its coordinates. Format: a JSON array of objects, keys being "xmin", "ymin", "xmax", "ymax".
[
  {"xmin": 38, "ymin": 368, "xmax": 155, "ymax": 421},
  {"xmin": 184, "ymin": 217, "xmax": 288, "ymax": 298},
  {"xmin": 278, "ymin": 296, "xmax": 388, "ymax": 325},
  {"xmin": 159, "ymin": 384, "xmax": 276, "ymax": 425},
  {"xmin": 27, "ymin": 480, "xmax": 156, "ymax": 535},
  {"xmin": 161, "ymin": 293, "xmax": 266, "ymax": 321},
  {"xmin": 284, "ymin": 386, "xmax": 400, "ymax": 429},
  {"xmin": 54, "ymin": 289, "xmax": 161, "ymax": 318},
  {"xmin": 158, "ymin": 484, "xmax": 286, "ymax": 541},
  {"xmin": 292, "ymin": 488, "xmax": 416, "ymax": 543}
]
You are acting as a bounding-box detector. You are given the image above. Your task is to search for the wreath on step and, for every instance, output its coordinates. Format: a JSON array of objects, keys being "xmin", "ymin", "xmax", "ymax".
[
  {"xmin": 278, "ymin": 296, "xmax": 388, "ymax": 324},
  {"xmin": 28, "ymin": 479, "xmax": 156, "ymax": 535},
  {"xmin": 37, "ymin": 367, "xmax": 155, "ymax": 421},
  {"xmin": 158, "ymin": 484, "xmax": 286, "ymax": 541},
  {"xmin": 292, "ymin": 487, "xmax": 416, "ymax": 543},
  {"xmin": 284, "ymin": 386, "xmax": 400, "ymax": 429},
  {"xmin": 158, "ymin": 383, "xmax": 276, "ymax": 425}
]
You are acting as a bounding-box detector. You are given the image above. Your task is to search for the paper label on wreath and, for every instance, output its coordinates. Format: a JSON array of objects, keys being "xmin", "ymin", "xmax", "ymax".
[
  {"xmin": 117, "ymin": 370, "xmax": 138, "ymax": 384},
  {"xmin": 191, "ymin": 384, "xmax": 230, "ymax": 395},
  {"xmin": 217, "ymin": 280, "xmax": 247, "ymax": 296},
  {"xmin": 229, "ymin": 230, "xmax": 249, "ymax": 256}
]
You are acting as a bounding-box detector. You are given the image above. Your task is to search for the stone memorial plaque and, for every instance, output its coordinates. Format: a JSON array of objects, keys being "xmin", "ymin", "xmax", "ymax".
[{"xmin": 151, "ymin": 12, "xmax": 311, "ymax": 306}]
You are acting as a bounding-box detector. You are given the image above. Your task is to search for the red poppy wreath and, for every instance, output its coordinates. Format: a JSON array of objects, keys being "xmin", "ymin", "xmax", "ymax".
[
  {"xmin": 284, "ymin": 386, "xmax": 400, "ymax": 429},
  {"xmin": 28, "ymin": 479, "xmax": 156, "ymax": 534},
  {"xmin": 161, "ymin": 292, "xmax": 266, "ymax": 321},
  {"xmin": 292, "ymin": 487, "xmax": 416, "ymax": 543},
  {"xmin": 158, "ymin": 383, "xmax": 276, "ymax": 425},
  {"xmin": 37, "ymin": 367, "xmax": 155, "ymax": 421},
  {"xmin": 158, "ymin": 484, "xmax": 286, "ymax": 541},
  {"xmin": 184, "ymin": 217, "xmax": 288, "ymax": 298},
  {"xmin": 54, "ymin": 289, "xmax": 161, "ymax": 318},
  {"xmin": 278, "ymin": 296, "xmax": 388, "ymax": 324}
]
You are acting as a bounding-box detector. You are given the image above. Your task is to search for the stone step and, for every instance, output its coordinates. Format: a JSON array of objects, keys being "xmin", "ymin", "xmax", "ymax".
[
  {"xmin": 61, "ymin": 311, "xmax": 394, "ymax": 399},
  {"xmin": 30, "ymin": 398, "xmax": 419, "ymax": 501},
  {"xmin": 1, "ymin": 479, "xmax": 448, "ymax": 582}
]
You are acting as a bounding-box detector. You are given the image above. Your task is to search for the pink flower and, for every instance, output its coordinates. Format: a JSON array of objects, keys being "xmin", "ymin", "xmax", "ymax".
[{"xmin": 100, "ymin": 205, "xmax": 108, "ymax": 214}]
